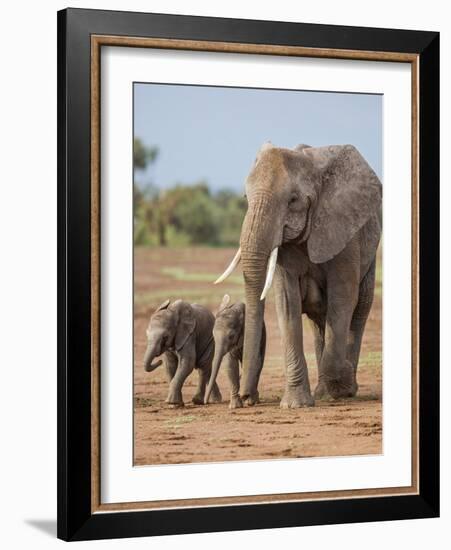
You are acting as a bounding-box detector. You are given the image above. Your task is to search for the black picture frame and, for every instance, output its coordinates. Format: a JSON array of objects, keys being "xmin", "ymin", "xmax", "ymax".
[{"xmin": 57, "ymin": 7, "xmax": 439, "ymax": 542}]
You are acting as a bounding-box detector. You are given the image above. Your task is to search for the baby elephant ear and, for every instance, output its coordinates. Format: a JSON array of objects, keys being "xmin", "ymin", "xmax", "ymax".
[
  {"xmin": 154, "ymin": 299, "xmax": 170, "ymax": 313},
  {"xmin": 217, "ymin": 294, "xmax": 231, "ymax": 314},
  {"xmin": 173, "ymin": 301, "xmax": 196, "ymax": 351},
  {"xmin": 306, "ymin": 145, "xmax": 382, "ymax": 264}
]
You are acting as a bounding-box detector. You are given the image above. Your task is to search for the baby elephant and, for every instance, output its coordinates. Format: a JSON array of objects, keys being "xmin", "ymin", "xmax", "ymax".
[
  {"xmin": 143, "ymin": 299, "xmax": 222, "ymax": 407},
  {"xmin": 205, "ymin": 295, "xmax": 266, "ymax": 408}
]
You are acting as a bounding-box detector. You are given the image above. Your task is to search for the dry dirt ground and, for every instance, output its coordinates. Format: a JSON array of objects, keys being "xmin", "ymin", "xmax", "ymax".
[{"xmin": 134, "ymin": 246, "xmax": 382, "ymax": 465}]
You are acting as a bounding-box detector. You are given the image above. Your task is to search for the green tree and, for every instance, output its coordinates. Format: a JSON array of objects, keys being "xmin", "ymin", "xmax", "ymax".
[
  {"xmin": 159, "ymin": 183, "xmax": 220, "ymax": 245},
  {"xmin": 133, "ymin": 139, "xmax": 164, "ymax": 245},
  {"xmin": 215, "ymin": 190, "xmax": 247, "ymax": 245},
  {"xmin": 133, "ymin": 138, "xmax": 158, "ymax": 170}
]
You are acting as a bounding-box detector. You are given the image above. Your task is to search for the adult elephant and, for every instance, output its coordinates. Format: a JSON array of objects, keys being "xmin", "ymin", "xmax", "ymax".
[{"xmin": 215, "ymin": 143, "xmax": 382, "ymax": 408}]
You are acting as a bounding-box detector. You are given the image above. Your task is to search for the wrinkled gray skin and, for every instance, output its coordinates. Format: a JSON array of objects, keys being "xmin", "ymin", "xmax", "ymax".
[
  {"xmin": 143, "ymin": 299, "xmax": 222, "ymax": 407},
  {"xmin": 204, "ymin": 295, "xmax": 266, "ymax": 408},
  {"xmin": 226, "ymin": 143, "xmax": 381, "ymax": 408}
]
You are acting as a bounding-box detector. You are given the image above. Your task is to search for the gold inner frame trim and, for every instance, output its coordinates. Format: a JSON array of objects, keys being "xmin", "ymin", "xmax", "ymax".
[{"xmin": 90, "ymin": 35, "xmax": 420, "ymax": 514}]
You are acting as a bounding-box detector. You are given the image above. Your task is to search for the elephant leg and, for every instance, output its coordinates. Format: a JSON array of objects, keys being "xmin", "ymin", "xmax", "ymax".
[
  {"xmin": 320, "ymin": 265, "xmax": 359, "ymax": 399},
  {"xmin": 274, "ymin": 266, "xmax": 314, "ymax": 408},
  {"xmin": 346, "ymin": 259, "xmax": 376, "ymax": 395},
  {"xmin": 224, "ymin": 354, "xmax": 243, "ymax": 409},
  {"xmin": 192, "ymin": 368, "xmax": 209, "ymax": 405},
  {"xmin": 308, "ymin": 316, "xmax": 327, "ymax": 399},
  {"xmin": 249, "ymin": 324, "xmax": 266, "ymax": 405},
  {"xmin": 166, "ymin": 353, "xmax": 194, "ymax": 407},
  {"xmin": 163, "ymin": 352, "xmax": 178, "ymax": 383}
]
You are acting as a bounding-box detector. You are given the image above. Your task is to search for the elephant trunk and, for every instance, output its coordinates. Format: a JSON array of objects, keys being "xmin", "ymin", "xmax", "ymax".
[
  {"xmin": 240, "ymin": 253, "xmax": 268, "ymax": 400},
  {"xmin": 239, "ymin": 194, "xmax": 276, "ymax": 401},
  {"xmin": 204, "ymin": 341, "xmax": 227, "ymax": 404},
  {"xmin": 143, "ymin": 342, "xmax": 163, "ymax": 372}
]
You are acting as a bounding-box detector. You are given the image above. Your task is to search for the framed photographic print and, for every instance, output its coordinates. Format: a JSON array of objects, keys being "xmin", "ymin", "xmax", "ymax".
[{"xmin": 57, "ymin": 8, "xmax": 439, "ymax": 541}]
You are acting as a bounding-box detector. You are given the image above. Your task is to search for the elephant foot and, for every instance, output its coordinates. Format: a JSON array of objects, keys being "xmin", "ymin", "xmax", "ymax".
[
  {"xmin": 166, "ymin": 388, "xmax": 184, "ymax": 407},
  {"xmin": 167, "ymin": 402, "xmax": 184, "ymax": 408},
  {"xmin": 229, "ymin": 395, "xmax": 243, "ymax": 409},
  {"xmin": 280, "ymin": 385, "xmax": 314, "ymax": 409},
  {"xmin": 314, "ymin": 380, "xmax": 329, "ymax": 400},
  {"xmin": 192, "ymin": 392, "xmax": 206, "ymax": 405},
  {"xmin": 208, "ymin": 384, "xmax": 222, "ymax": 404},
  {"xmin": 244, "ymin": 391, "xmax": 260, "ymax": 406},
  {"xmin": 325, "ymin": 362, "xmax": 358, "ymax": 399}
]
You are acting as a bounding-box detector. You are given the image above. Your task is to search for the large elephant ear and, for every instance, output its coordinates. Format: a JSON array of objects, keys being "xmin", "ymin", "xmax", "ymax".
[
  {"xmin": 172, "ymin": 300, "xmax": 196, "ymax": 351},
  {"xmin": 305, "ymin": 145, "xmax": 382, "ymax": 264}
]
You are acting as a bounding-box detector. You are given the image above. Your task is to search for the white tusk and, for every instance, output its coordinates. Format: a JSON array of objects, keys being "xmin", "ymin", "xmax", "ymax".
[
  {"xmin": 214, "ymin": 248, "xmax": 241, "ymax": 284},
  {"xmin": 260, "ymin": 248, "xmax": 278, "ymax": 300}
]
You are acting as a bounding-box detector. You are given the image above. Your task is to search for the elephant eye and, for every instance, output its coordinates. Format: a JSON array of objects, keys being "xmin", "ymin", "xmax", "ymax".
[{"xmin": 289, "ymin": 194, "xmax": 298, "ymax": 205}]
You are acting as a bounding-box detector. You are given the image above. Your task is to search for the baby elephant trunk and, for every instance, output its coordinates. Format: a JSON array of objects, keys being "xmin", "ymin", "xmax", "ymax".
[
  {"xmin": 204, "ymin": 341, "xmax": 227, "ymax": 404},
  {"xmin": 143, "ymin": 343, "xmax": 163, "ymax": 372}
]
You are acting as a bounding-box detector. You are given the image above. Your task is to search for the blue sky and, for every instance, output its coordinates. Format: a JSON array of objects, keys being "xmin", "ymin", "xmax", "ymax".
[{"xmin": 134, "ymin": 83, "xmax": 382, "ymax": 192}]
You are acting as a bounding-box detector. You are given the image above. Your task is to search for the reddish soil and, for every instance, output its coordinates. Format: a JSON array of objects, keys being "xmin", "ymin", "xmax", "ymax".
[{"xmin": 134, "ymin": 247, "xmax": 382, "ymax": 465}]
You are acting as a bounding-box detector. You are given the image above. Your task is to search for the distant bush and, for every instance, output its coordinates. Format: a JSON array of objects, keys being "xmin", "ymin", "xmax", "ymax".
[{"xmin": 134, "ymin": 181, "xmax": 246, "ymax": 247}]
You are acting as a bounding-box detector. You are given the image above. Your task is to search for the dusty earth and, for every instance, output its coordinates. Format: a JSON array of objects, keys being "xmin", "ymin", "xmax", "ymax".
[{"xmin": 134, "ymin": 246, "xmax": 382, "ymax": 465}]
